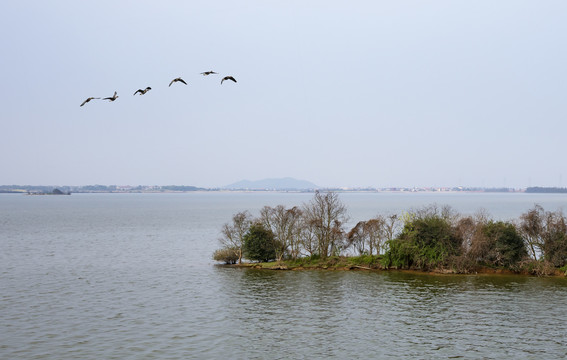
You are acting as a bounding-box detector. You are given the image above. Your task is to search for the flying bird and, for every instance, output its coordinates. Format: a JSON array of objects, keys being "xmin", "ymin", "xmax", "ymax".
[
  {"xmin": 103, "ymin": 91, "xmax": 119, "ymax": 102},
  {"xmin": 221, "ymin": 76, "xmax": 237, "ymax": 84},
  {"xmin": 201, "ymin": 71, "xmax": 218, "ymax": 76},
  {"xmin": 80, "ymin": 97, "xmax": 100, "ymax": 107},
  {"xmin": 169, "ymin": 77, "xmax": 187, "ymax": 87},
  {"xmin": 133, "ymin": 87, "xmax": 152, "ymax": 96}
]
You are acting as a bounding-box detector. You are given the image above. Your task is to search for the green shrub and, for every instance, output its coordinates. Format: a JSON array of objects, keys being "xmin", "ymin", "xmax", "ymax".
[
  {"xmin": 542, "ymin": 229, "xmax": 567, "ymax": 267},
  {"xmin": 382, "ymin": 211, "xmax": 461, "ymax": 270},
  {"xmin": 243, "ymin": 223, "xmax": 277, "ymax": 262},
  {"xmin": 348, "ymin": 254, "xmax": 379, "ymax": 266},
  {"xmin": 382, "ymin": 238, "xmax": 417, "ymax": 268},
  {"xmin": 482, "ymin": 221, "xmax": 527, "ymax": 268}
]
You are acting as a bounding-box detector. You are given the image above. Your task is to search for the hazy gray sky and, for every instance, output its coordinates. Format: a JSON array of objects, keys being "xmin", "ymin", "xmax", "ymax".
[{"xmin": 2, "ymin": 1, "xmax": 566, "ymax": 188}]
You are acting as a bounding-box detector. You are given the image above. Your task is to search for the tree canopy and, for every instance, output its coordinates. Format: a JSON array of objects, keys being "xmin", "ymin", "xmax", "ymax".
[
  {"xmin": 243, "ymin": 223, "xmax": 277, "ymax": 262},
  {"xmin": 213, "ymin": 194, "xmax": 567, "ymax": 275}
]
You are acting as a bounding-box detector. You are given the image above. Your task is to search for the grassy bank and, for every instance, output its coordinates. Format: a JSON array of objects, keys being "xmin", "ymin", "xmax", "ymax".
[{"xmin": 231, "ymin": 255, "xmax": 567, "ymax": 277}]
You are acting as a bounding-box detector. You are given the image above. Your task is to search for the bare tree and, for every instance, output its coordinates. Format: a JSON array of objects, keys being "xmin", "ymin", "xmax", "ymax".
[
  {"xmin": 519, "ymin": 205, "xmax": 567, "ymax": 265},
  {"xmin": 380, "ymin": 214, "xmax": 401, "ymax": 254},
  {"xmin": 462, "ymin": 211, "xmax": 491, "ymax": 263},
  {"xmin": 518, "ymin": 205, "xmax": 545, "ymax": 260},
  {"xmin": 347, "ymin": 221, "xmax": 367, "ymax": 255},
  {"xmin": 541, "ymin": 209, "xmax": 567, "ymax": 267},
  {"xmin": 218, "ymin": 211, "xmax": 253, "ymax": 264},
  {"xmin": 330, "ymin": 219, "xmax": 346, "ymax": 256},
  {"xmin": 260, "ymin": 205, "xmax": 302, "ymax": 261},
  {"xmin": 298, "ymin": 215, "xmax": 318, "ymax": 257},
  {"xmin": 366, "ymin": 216, "xmax": 387, "ymax": 255},
  {"xmin": 302, "ymin": 191, "xmax": 349, "ymax": 258},
  {"xmin": 455, "ymin": 216, "xmax": 476, "ymax": 254},
  {"xmin": 287, "ymin": 206, "xmax": 303, "ymax": 259},
  {"xmin": 347, "ymin": 216, "xmax": 386, "ymax": 256},
  {"xmin": 384, "ymin": 214, "xmax": 400, "ymax": 241}
]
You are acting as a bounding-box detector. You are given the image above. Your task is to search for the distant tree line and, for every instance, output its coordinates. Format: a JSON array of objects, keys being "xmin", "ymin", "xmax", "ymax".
[
  {"xmin": 0, "ymin": 184, "xmax": 208, "ymax": 193},
  {"xmin": 214, "ymin": 192, "xmax": 567, "ymax": 275},
  {"xmin": 526, "ymin": 187, "xmax": 567, "ymax": 194}
]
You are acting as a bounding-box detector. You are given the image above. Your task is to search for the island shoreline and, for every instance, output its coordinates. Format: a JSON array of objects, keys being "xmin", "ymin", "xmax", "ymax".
[{"xmin": 220, "ymin": 261, "xmax": 567, "ymax": 277}]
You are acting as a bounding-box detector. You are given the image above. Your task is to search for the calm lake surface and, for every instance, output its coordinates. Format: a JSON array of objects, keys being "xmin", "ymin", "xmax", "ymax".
[{"xmin": 1, "ymin": 192, "xmax": 567, "ymax": 359}]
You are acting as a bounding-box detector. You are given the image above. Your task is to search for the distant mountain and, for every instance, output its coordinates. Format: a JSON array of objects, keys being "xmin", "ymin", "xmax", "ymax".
[{"xmin": 224, "ymin": 177, "xmax": 319, "ymax": 191}]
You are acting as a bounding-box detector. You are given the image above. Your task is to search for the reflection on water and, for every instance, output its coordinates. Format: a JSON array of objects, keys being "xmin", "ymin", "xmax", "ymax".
[
  {"xmin": 213, "ymin": 268, "xmax": 567, "ymax": 359},
  {"xmin": 1, "ymin": 193, "xmax": 567, "ymax": 359}
]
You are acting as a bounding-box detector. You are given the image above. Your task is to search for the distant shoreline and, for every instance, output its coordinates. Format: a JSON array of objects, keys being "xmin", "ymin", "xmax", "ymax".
[
  {"xmin": 3, "ymin": 188, "xmax": 565, "ymax": 194},
  {"xmin": 3, "ymin": 190, "xmax": 567, "ymax": 195},
  {"xmin": 2, "ymin": 185, "xmax": 567, "ymax": 195}
]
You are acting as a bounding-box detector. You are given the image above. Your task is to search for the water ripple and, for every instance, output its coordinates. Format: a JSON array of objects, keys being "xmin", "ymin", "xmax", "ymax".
[{"xmin": 2, "ymin": 193, "xmax": 567, "ymax": 359}]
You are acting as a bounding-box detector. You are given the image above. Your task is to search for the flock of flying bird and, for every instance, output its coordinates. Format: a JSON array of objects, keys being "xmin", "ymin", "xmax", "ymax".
[{"xmin": 80, "ymin": 71, "xmax": 237, "ymax": 107}]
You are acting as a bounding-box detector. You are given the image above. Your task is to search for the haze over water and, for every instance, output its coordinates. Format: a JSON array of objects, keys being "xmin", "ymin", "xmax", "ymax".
[{"xmin": 1, "ymin": 192, "xmax": 566, "ymax": 359}]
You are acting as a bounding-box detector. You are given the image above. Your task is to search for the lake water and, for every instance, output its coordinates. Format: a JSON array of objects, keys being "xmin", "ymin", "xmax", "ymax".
[{"xmin": 1, "ymin": 192, "xmax": 567, "ymax": 359}]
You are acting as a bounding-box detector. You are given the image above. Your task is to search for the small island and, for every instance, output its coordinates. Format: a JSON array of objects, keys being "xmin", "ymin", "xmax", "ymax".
[
  {"xmin": 27, "ymin": 188, "xmax": 71, "ymax": 195},
  {"xmin": 214, "ymin": 192, "xmax": 567, "ymax": 277}
]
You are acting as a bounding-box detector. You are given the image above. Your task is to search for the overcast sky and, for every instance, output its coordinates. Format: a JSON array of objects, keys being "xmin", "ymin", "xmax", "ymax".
[{"xmin": 2, "ymin": 1, "xmax": 566, "ymax": 188}]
